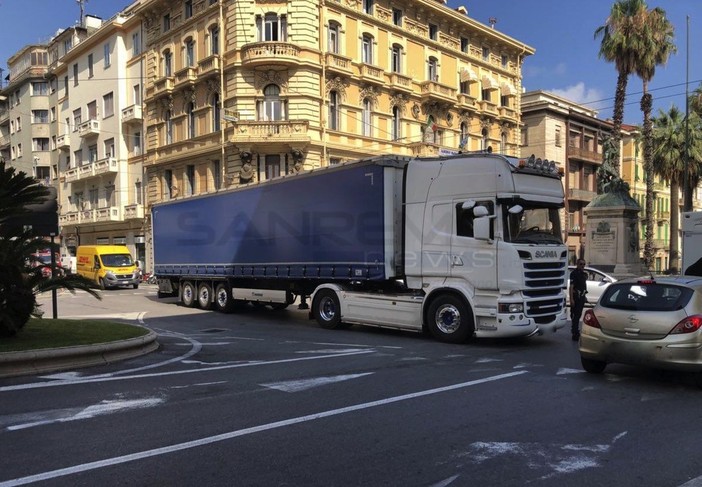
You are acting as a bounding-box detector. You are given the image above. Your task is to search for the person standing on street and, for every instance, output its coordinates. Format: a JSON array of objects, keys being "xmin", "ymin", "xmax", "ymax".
[{"xmin": 569, "ymin": 259, "xmax": 588, "ymax": 341}]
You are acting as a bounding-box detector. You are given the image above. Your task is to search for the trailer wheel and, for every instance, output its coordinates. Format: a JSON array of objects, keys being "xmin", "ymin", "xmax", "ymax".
[
  {"xmin": 312, "ymin": 289, "xmax": 343, "ymax": 329},
  {"xmin": 214, "ymin": 283, "xmax": 234, "ymax": 313},
  {"xmin": 427, "ymin": 295, "xmax": 474, "ymax": 343},
  {"xmin": 197, "ymin": 283, "xmax": 213, "ymax": 310},
  {"xmin": 181, "ymin": 281, "xmax": 196, "ymax": 308}
]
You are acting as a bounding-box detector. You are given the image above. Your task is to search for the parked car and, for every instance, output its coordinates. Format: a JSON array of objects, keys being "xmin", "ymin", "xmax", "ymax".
[
  {"xmin": 566, "ymin": 265, "xmax": 617, "ymax": 307},
  {"xmin": 30, "ymin": 250, "xmax": 64, "ymax": 278},
  {"xmin": 579, "ymin": 276, "xmax": 702, "ymax": 385}
]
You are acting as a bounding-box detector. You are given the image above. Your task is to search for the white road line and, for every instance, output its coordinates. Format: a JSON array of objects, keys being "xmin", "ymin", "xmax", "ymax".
[
  {"xmin": 0, "ymin": 350, "xmax": 376, "ymax": 393},
  {"xmin": 0, "ymin": 371, "xmax": 527, "ymax": 486}
]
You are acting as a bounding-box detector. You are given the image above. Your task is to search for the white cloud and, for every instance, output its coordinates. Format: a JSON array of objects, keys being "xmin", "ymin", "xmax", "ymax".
[{"xmin": 551, "ymin": 82, "xmax": 605, "ymax": 106}]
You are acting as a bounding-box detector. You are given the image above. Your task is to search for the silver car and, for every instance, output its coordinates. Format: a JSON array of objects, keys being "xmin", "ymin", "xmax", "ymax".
[
  {"xmin": 566, "ymin": 265, "xmax": 616, "ymax": 306},
  {"xmin": 579, "ymin": 276, "xmax": 702, "ymax": 384}
]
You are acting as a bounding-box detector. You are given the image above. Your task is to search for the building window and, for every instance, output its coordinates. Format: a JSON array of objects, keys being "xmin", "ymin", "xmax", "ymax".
[
  {"xmin": 73, "ymin": 63, "xmax": 79, "ymax": 86},
  {"xmin": 482, "ymin": 46, "xmax": 489, "ymax": 61},
  {"xmin": 32, "ymin": 138, "xmax": 50, "ymax": 151},
  {"xmin": 103, "ymin": 92, "xmax": 114, "ymax": 118},
  {"xmin": 89, "ymin": 188, "xmax": 98, "ymax": 209},
  {"xmin": 500, "ymin": 132, "xmax": 507, "ymax": 153},
  {"xmin": 87, "ymin": 100, "xmax": 97, "ymax": 120},
  {"xmin": 32, "ymin": 110, "xmax": 49, "ymax": 123},
  {"xmin": 362, "ymin": 0, "xmax": 373, "ymax": 15},
  {"xmin": 32, "ymin": 81, "xmax": 49, "ymax": 95},
  {"xmin": 164, "ymin": 169, "xmax": 173, "ymax": 199},
  {"xmin": 429, "ymin": 24, "xmax": 438, "ymax": 41},
  {"xmin": 186, "ymin": 164, "xmax": 195, "ymax": 196},
  {"xmin": 212, "ymin": 160, "xmax": 221, "ymax": 190},
  {"xmin": 132, "ymin": 32, "xmax": 141, "ymax": 55},
  {"xmin": 133, "ymin": 131, "xmax": 142, "ymax": 156},
  {"xmin": 164, "ymin": 50, "xmax": 172, "ymax": 77},
  {"xmin": 392, "ymin": 8, "xmax": 402, "ymax": 26},
  {"xmin": 328, "ymin": 22, "xmax": 340, "ymax": 53},
  {"xmin": 165, "ymin": 110, "xmax": 173, "ymax": 144},
  {"xmin": 555, "ymin": 126, "xmax": 562, "ymax": 147},
  {"xmin": 329, "ymin": 158, "xmax": 341, "ymax": 165},
  {"xmin": 481, "ymin": 87, "xmax": 491, "ymax": 103},
  {"xmin": 163, "ymin": 14, "xmax": 171, "ymax": 32},
  {"xmin": 392, "ymin": 106, "xmax": 400, "ymax": 141},
  {"xmin": 257, "ymin": 13, "xmax": 287, "ymax": 41},
  {"xmin": 104, "ymin": 138, "xmax": 115, "ymax": 158},
  {"xmin": 460, "ymin": 37, "xmax": 469, "ymax": 53},
  {"xmin": 210, "ymin": 26, "xmax": 219, "ymax": 55},
  {"xmin": 428, "ymin": 57, "xmax": 438, "ymax": 82},
  {"xmin": 265, "ymin": 154, "xmax": 281, "ymax": 180},
  {"xmin": 135, "ymin": 181, "xmax": 143, "ymax": 205},
  {"xmin": 187, "ymin": 102, "xmax": 196, "ymax": 138},
  {"xmin": 104, "ymin": 42, "xmax": 111, "ymax": 67},
  {"xmin": 212, "ymin": 93, "xmax": 220, "ymax": 132},
  {"xmin": 501, "ymin": 54, "xmax": 508, "ymax": 68},
  {"xmin": 391, "ymin": 45, "xmax": 402, "ymax": 73},
  {"xmin": 88, "ymin": 144, "xmax": 98, "ymax": 163},
  {"xmin": 184, "ymin": 0, "xmax": 193, "ymax": 19},
  {"xmin": 74, "ymin": 149, "xmax": 82, "ymax": 166},
  {"xmin": 258, "ymin": 84, "xmax": 285, "ymax": 121},
  {"xmin": 133, "ymin": 84, "xmax": 141, "ymax": 105},
  {"xmin": 64, "ymin": 76, "xmax": 69, "ymax": 96},
  {"xmin": 185, "ymin": 39, "xmax": 195, "ymax": 67},
  {"xmin": 362, "ymin": 98, "xmax": 372, "ymax": 137},
  {"xmin": 73, "ymin": 108, "xmax": 82, "ymax": 130},
  {"xmin": 328, "ymin": 90, "xmax": 339, "ymax": 130},
  {"xmin": 362, "ymin": 34, "xmax": 373, "ymax": 64},
  {"xmin": 459, "ymin": 123, "xmax": 469, "ymax": 150},
  {"xmin": 481, "ymin": 128, "xmax": 489, "ymax": 151},
  {"xmin": 88, "ymin": 54, "xmax": 94, "ymax": 77}
]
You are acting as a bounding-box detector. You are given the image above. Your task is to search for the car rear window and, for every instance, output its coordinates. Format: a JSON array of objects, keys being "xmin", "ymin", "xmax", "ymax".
[{"xmin": 600, "ymin": 283, "xmax": 693, "ymax": 311}]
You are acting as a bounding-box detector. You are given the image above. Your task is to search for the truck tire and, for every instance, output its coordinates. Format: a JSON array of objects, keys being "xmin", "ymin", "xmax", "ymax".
[
  {"xmin": 198, "ymin": 283, "xmax": 213, "ymax": 309},
  {"xmin": 214, "ymin": 283, "xmax": 234, "ymax": 313},
  {"xmin": 427, "ymin": 295, "xmax": 474, "ymax": 343},
  {"xmin": 312, "ymin": 289, "xmax": 343, "ymax": 329},
  {"xmin": 181, "ymin": 281, "xmax": 196, "ymax": 308}
]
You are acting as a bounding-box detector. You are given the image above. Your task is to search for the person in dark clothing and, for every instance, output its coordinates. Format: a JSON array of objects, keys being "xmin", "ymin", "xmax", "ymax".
[{"xmin": 569, "ymin": 259, "xmax": 588, "ymax": 341}]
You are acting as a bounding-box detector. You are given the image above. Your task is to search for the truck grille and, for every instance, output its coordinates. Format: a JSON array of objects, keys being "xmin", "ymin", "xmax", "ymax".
[{"xmin": 522, "ymin": 261, "xmax": 566, "ymax": 320}]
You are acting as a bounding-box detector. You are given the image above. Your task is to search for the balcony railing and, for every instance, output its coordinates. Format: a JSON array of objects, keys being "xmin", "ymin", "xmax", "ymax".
[
  {"xmin": 241, "ymin": 42, "xmax": 301, "ymax": 67},
  {"xmin": 123, "ymin": 203, "xmax": 144, "ymax": 220},
  {"xmin": 78, "ymin": 119, "xmax": 100, "ymax": 138},
  {"xmin": 56, "ymin": 133, "xmax": 70, "ymax": 150},
  {"xmin": 568, "ymin": 146, "xmax": 601, "ymax": 163},
  {"xmin": 95, "ymin": 206, "xmax": 121, "ymax": 222},
  {"xmin": 388, "ymin": 72, "xmax": 413, "ymax": 92},
  {"xmin": 457, "ymin": 93, "xmax": 477, "ymax": 108},
  {"xmin": 197, "ymin": 55, "xmax": 220, "ymax": 78},
  {"xmin": 231, "ymin": 120, "xmax": 310, "ymax": 143},
  {"xmin": 121, "ymin": 104, "xmax": 143, "ymax": 125},
  {"xmin": 63, "ymin": 158, "xmax": 118, "ymax": 183},
  {"xmin": 152, "ymin": 76, "xmax": 174, "ymax": 97},
  {"xmin": 0, "ymin": 134, "xmax": 9, "ymax": 148},
  {"xmin": 0, "ymin": 109, "xmax": 9, "ymax": 125},
  {"xmin": 325, "ymin": 53, "xmax": 353, "ymax": 75},
  {"xmin": 419, "ymin": 81, "xmax": 457, "ymax": 104},
  {"xmin": 358, "ymin": 63, "xmax": 385, "ymax": 85},
  {"xmin": 174, "ymin": 66, "xmax": 197, "ymax": 87}
]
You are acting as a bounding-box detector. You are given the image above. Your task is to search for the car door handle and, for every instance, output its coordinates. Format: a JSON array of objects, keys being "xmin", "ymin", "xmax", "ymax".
[{"xmin": 452, "ymin": 255, "xmax": 464, "ymax": 266}]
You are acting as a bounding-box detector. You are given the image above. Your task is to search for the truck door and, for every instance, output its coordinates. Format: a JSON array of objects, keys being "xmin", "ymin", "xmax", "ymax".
[
  {"xmin": 420, "ymin": 202, "xmax": 451, "ymax": 276},
  {"xmin": 450, "ymin": 200, "xmax": 497, "ymax": 289}
]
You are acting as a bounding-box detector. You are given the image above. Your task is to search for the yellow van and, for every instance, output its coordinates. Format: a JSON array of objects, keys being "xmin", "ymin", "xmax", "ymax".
[{"xmin": 76, "ymin": 245, "xmax": 140, "ymax": 290}]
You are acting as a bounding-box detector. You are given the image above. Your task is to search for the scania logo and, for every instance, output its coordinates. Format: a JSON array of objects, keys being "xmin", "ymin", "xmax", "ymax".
[{"xmin": 534, "ymin": 250, "xmax": 557, "ymax": 258}]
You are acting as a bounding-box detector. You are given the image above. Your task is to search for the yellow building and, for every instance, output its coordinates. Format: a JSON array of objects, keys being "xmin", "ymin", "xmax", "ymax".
[{"xmin": 133, "ymin": 0, "xmax": 534, "ymax": 266}]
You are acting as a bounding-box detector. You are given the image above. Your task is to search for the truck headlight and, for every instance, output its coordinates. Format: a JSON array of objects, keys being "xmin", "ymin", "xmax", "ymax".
[
  {"xmin": 498, "ymin": 303, "xmax": 524, "ymax": 313},
  {"xmin": 105, "ymin": 271, "xmax": 115, "ymax": 279}
]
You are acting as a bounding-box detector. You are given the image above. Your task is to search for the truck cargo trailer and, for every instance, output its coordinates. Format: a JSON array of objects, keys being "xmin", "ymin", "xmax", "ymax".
[{"xmin": 153, "ymin": 153, "xmax": 569, "ymax": 342}]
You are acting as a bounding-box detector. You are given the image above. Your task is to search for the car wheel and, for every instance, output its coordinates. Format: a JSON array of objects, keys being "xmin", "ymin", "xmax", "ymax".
[
  {"xmin": 581, "ymin": 356, "xmax": 607, "ymax": 374},
  {"xmin": 427, "ymin": 295, "xmax": 474, "ymax": 343},
  {"xmin": 133, "ymin": 283, "xmax": 139, "ymax": 289},
  {"xmin": 312, "ymin": 289, "xmax": 343, "ymax": 329},
  {"xmin": 181, "ymin": 281, "xmax": 196, "ymax": 308},
  {"xmin": 197, "ymin": 283, "xmax": 213, "ymax": 310}
]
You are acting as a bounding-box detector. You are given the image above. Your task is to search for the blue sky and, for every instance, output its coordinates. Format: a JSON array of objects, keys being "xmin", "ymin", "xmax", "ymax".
[{"xmin": 0, "ymin": 0, "xmax": 699, "ymax": 125}]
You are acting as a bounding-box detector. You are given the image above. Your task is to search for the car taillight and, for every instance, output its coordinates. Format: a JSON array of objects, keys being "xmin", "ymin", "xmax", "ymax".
[
  {"xmin": 669, "ymin": 315, "xmax": 702, "ymax": 335},
  {"xmin": 583, "ymin": 309, "xmax": 601, "ymax": 329}
]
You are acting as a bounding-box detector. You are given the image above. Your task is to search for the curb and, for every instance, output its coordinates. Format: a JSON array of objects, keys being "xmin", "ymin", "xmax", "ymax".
[{"xmin": 0, "ymin": 330, "xmax": 159, "ymax": 379}]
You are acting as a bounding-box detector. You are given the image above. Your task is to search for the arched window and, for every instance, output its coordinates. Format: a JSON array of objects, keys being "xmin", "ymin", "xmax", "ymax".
[
  {"xmin": 164, "ymin": 109, "xmax": 173, "ymax": 144},
  {"xmin": 459, "ymin": 122, "xmax": 468, "ymax": 150},
  {"xmin": 500, "ymin": 132, "xmax": 507, "ymax": 153},
  {"xmin": 392, "ymin": 106, "xmax": 400, "ymax": 141},
  {"xmin": 209, "ymin": 25, "xmax": 220, "ymax": 55},
  {"xmin": 362, "ymin": 98, "xmax": 372, "ymax": 137},
  {"xmin": 428, "ymin": 57, "xmax": 438, "ymax": 82},
  {"xmin": 258, "ymin": 84, "xmax": 284, "ymax": 121},
  {"xmin": 185, "ymin": 38, "xmax": 195, "ymax": 67},
  {"xmin": 328, "ymin": 22, "xmax": 340, "ymax": 54},
  {"xmin": 362, "ymin": 34, "xmax": 373, "ymax": 64},
  {"xmin": 391, "ymin": 44, "xmax": 402, "ymax": 73},
  {"xmin": 163, "ymin": 50, "xmax": 172, "ymax": 77},
  {"xmin": 212, "ymin": 93, "xmax": 220, "ymax": 132},
  {"xmin": 481, "ymin": 128, "xmax": 489, "ymax": 151},
  {"xmin": 328, "ymin": 90, "xmax": 339, "ymax": 131},
  {"xmin": 187, "ymin": 102, "xmax": 196, "ymax": 138}
]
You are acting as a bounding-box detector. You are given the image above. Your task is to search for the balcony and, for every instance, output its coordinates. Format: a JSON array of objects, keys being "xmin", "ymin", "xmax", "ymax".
[
  {"xmin": 152, "ymin": 76, "xmax": 174, "ymax": 98},
  {"xmin": 123, "ymin": 203, "xmax": 144, "ymax": 221},
  {"xmin": 418, "ymin": 81, "xmax": 457, "ymax": 104},
  {"xmin": 568, "ymin": 146, "xmax": 601, "ymax": 164},
  {"xmin": 457, "ymin": 93, "xmax": 477, "ymax": 109},
  {"xmin": 477, "ymin": 100, "xmax": 498, "ymax": 115},
  {"xmin": 56, "ymin": 133, "xmax": 70, "ymax": 150},
  {"xmin": 94, "ymin": 157, "xmax": 118, "ymax": 176},
  {"xmin": 498, "ymin": 106, "xmax": 518, "ymax": 122},
  {"xmin": 174, "ymin": 66, "xmax": 197, "ymax": 88},
  {"xmin": 325, "ymin": 53, "xmax": 353, "ymax": 76},
  {"xmin": 59, "ymin": 209, "xmax": 96, "ymax": 225},
  {"xmin": 0, "ymin": 134, "xmax": 9, "ymax": 149},
  {"xmin": 230, "ymin": 120, "xmax": 310, "ymax": 144},
  {"xmin": 0, "ymin": 109, "xmax": 8, "ymax": 125},
  {"xmin": 241, "ymin": 42, "xmax": 301, "ymax": 68},
  {"xmin": 78, "ymin": 119, "xmax": 100, "ymax": 138},
  {"xmin": 388, "ymin": 73, "xmax": 413, "ymax": 93},
  {"xmin": 198, "ymin": 55, "xmax": 220, "ymax": 79},
  {"xmin": 568, "ymin": 188, "xmax": 597, "ymax": 202},
  {"xmin": 63, "ymin": 158, "xmax": 118, "ymax": 183},
  {"xmin": 121, "ymin": 104, "xmax": 143, "ymax": 125},
  {"xmin": 95, "ymin": 206, "xmax": 121, "ymax": 222},
  {"xmin": 357, "ymin": 63, "xmax": 384, "ymax": 85}
]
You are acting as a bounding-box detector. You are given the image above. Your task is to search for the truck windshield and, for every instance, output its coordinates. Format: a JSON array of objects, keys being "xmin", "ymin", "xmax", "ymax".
[
  {"xmin": 504, "ymin": 205, "xmax": 562, "ymax": 244},
  {"xmin": 101, "ymin": 254, "xmax": 133, "ymax": 267}
]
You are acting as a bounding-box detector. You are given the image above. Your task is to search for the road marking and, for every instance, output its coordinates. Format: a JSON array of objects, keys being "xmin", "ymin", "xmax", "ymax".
[
  {"xmin": 557, "ymin": 368, "xmax": 585, "ymax": 375},
  {"xmin": 261, "ymin": 373, "xmax": 374, "ymax": 392},
  {"xmin": 0, "ymin": 350, "xmax": 376, "ymax": 393},
  {"xmin": 0, "ymin": 371, "xmax": 527, "ymax": 486}
]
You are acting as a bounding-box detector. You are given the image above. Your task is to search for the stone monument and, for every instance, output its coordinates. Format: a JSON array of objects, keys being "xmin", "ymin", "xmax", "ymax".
[{"xmin": 583, "ymin": 138, "xmax": 647, "ymax": 278}]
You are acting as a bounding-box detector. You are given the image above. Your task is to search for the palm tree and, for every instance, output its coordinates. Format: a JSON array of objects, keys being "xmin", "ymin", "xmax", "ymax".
[
  {"xmin": 0, "ymin": 160, "xmax": 100, "ymax": 336},
  {"xmin": 635, "ymin": 6, "xmax": 676, "ymax": 269},
  {"xmin": 595, "ymin": 0, "xmax": 647, "ymax": 174}
]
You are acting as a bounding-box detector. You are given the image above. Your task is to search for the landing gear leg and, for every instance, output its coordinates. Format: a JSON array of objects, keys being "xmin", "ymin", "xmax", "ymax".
[{"xmin": 298, "ymin": 294, "xmax": 309, "ymax": 310}]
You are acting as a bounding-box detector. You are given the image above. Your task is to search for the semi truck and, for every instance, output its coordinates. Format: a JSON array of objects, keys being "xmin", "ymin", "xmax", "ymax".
[
  {"xmin": 682, "ymin": 211, "xmax": 702, "ymax": 276},
  {"xmin": 153, "ymin": 153, "xmax": 569, "ymax": 343}
]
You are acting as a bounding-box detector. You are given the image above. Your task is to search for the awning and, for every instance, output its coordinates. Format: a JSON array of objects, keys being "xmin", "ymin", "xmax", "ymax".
[
  {"xmin": 459, "ymin": 67, "xmax": 478, "ymax": 82},
  {"xmin": 500, "ymin": 82, "xmax": 517, "ymax": 96},
  {"xmin": 481, "ymin": 76, "xmax": 499, "ymax": 90}
]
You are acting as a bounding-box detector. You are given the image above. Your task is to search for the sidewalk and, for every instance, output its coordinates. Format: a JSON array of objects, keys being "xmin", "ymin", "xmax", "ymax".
[{"xmin": 0, "ymin": 331, "xmax": 158, "ymax": 379}]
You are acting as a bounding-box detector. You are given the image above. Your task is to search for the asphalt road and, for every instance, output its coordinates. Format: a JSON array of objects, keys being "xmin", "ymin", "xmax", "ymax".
[{"xmin": 1, "ymin": 287, "xmax": 702, "ymax": 486}]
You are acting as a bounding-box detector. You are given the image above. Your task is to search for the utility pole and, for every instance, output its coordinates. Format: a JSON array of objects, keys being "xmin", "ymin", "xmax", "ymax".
[{"xmin": 684, "ymin": 15, "xmax": 691, "ymax": 212}]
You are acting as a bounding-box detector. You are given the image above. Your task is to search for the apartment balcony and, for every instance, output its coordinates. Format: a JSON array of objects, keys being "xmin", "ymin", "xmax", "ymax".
[
  {"xmin": 151, "ymin": 76, "xmax": 174, "ymax": 98},
  {"xmin": 477, "ymin": 100, "xmax": 498, "ymax": 115},
  {"xmin": 457, "ymin": 93, "xmax": 477, "ymax": 109},
  {"xmin": 388, "ymin": 73, "xmax": 413, "ymax": 93},
  {"xmin": 59, "ymin": 209, "xmax": 96, "ymax": 225},
  {"xmin": 230, "ymin": 120, "xmax": 310, "ymax": 145},
  {"xmin": 197, "ymin": 55, "xmax": 220, "ymax": 79},
  {"xmin": 123, "ymin": 203, "xmax": 144, "ymax": 221},
  {"xmin": 640, "ymin": 238, "xmax": 669, "ymax": 250},
  {"xmin": 568, "ymin": 146, "xmax": 601, "ymax": 164},
  {"xmin": 63, "ymin": 158, "xmax": 118, "ymax": 183},
  {"xmin": 95, "ymin": 206, "xmax": 121, "ymax": 222},
  {"xmin": 657, "ymin": 210, "xmax": 671, "ymax": 222},
  {"xmin": 56, "ymin": 133, "xmax": 70, "ymax": 150},
  {"xmin": 94, "ymin": 157, "xmax": 119, "ymax": 176},
  {"xmin": 0, "ymin": 109, "xmax": 8, "ymax": 125},
  {"xmin": 357, "ymin": 63, "xmax": 385, "ymax": 85},
  {"xmin": 174, "ymin": 66, "xmax": 197, "ymax": 88},
  {"xmin": 418, "ymin": 81, "xmax": 457, "ymax": 104},
  {"xmin": 568, "ymin": 187, "xmax": 597, "ymax": 202},
  {"xmin": 0, "ymin": 134, "xmax": 9, "ymax": 149},
  {"xmin": 407, "ymin": 142, "xmax": 441, "ymax": 158},
  {"xmin": 498, "ymin": 106, "xmax": 518, "ymax": 122},
  {"xmin": 121, "ymin": 104, "xmax": 143, "ymax": 125},
  {"xmin": 241, "ymin": 42, "xmax": 301, "ymax": 68},
  {"xmin": 325, "ymin": 53, "xmax": 353, "ymax": 76},
  {"xmin": 78, "ymin": 119, "xmax": 100, "ymax": 138}
]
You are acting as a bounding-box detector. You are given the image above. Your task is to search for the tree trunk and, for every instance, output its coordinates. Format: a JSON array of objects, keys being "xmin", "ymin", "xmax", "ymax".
[
  {"xmin": 642, "ymin": 88, "xmax": 655, "ymax": 270},
  {"xmin": 609, "ymin": 71, "xmax": 629, "ymax": 175},
  {"xmin": 669, "ymin": 180, "xmax": 680, "ymax": 273}
]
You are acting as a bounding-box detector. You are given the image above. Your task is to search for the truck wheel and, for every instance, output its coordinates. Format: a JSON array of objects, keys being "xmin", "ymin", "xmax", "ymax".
[
  {"xmin": 181, "ymin": 281, "xmax": 196, "ymax": 308},
  {"xmin": 214, "ymin": 283, "xmax": 234, "ymax": 313},
  {"xmin": 197, "ymin": 283, "xmax": 213, "ymax": 310},
  {"xmin": 313, "ymin": 289, "xmax": 343, "ymax": 329},
  {"xmin": 427, "ymin": 295, "xmax": 474, "ymax": 343}
]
